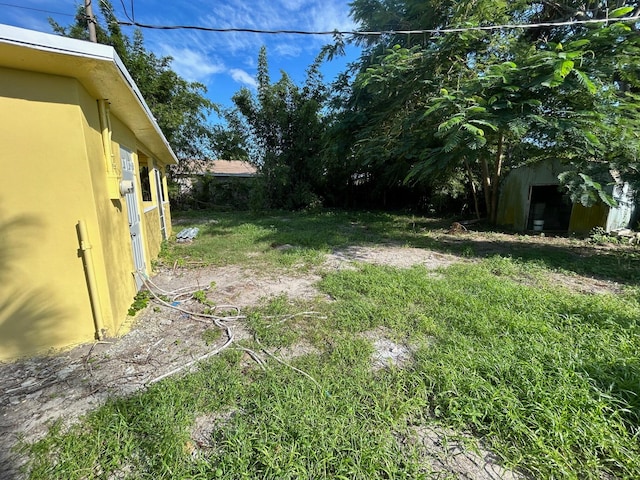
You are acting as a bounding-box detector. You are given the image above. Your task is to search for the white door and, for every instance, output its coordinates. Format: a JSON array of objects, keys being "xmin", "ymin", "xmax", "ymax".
[{"xmin": 120, "ymin": 147, "xmax": 146, "ymax": 288}]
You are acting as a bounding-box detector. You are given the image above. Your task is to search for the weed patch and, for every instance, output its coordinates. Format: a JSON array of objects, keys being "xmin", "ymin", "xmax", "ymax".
[{"xmin": 127, "ymin": 290, "xmax": 150, "ymax": 316}]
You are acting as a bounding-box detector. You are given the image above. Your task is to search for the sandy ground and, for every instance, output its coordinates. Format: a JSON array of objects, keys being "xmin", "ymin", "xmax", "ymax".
[{"xmin": 0, "ymin": 244, "xmax": 620, "ymax": 479}]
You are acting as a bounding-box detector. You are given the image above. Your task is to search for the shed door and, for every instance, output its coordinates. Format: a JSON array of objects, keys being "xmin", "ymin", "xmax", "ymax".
[
  {"xmin": 120, "ymin": 147, "xmax": 146, "ymax": 287},
  {"xmin": 527, "ymin": 184, "xmax": 572, "ymax": 231}
]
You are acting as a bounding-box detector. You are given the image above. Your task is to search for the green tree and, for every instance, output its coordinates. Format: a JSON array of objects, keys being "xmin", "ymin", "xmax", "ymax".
[
  {"xmin": 229, "ymin": 47, "xmax": 327, "ymax": 209},
  {"xmin": 50, "ymin": 1, "xmax": 218, "ymax": 171},
  {"xmin": 337, "ymin": 0, "xmax": 640, "ymax": 221},
  {"xmin": 410, "ymin": 41, "xmax": 604, "ymax": 222}
]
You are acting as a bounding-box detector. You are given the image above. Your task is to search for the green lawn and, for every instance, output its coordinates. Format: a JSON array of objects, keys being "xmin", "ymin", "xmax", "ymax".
[{"xmin": 23, "ymin": 210, "xmax": 640, "ymax": 479}]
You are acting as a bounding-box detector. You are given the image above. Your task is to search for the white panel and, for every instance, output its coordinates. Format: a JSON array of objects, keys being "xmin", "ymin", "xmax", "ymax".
[{"xmin": 120, "ymin": 147, "xmax": 145, "ymax": 288}]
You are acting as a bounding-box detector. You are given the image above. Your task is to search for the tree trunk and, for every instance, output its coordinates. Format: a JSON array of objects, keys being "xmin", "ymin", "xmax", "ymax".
[
  {"xmin": 464, "ymin": 157, "xmax": 481, "ymax": 220},
  {"xmin": 480, "ymin": 156, "xmax": 492, "ymax": 217},
  {"xmin": 489, "ymin": 134, "xmax": 504, "ymax": 224}
]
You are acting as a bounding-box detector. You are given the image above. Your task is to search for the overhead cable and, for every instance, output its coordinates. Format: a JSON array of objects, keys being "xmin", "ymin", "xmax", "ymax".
[
  {"xmin": 115, "ymin": 15, "xmax": 640, "ymax": 36},
  {"xmin": 0, "ymin": 2, "xmax": 76, "ymax": 18},
  {"xmin": 1, "ymin": 1, "xmax": 637, "ymax": 37}
]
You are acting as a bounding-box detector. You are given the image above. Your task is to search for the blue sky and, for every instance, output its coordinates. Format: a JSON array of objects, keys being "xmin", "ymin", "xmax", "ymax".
[{"xmin": 0, "ymin": 0, "xmax": 361, "ymax": 110}]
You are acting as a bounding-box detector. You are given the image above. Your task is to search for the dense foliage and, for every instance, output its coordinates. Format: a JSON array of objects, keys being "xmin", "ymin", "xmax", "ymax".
[
  {"xmin": 224, "ymin": 47, "xmax": 327, "ymax": 209},
  {"xmin": 215, "ymin": 1, "xmax": 640, "ymax": 216},
  {"xmin": 336, "ymin": 0, "xmax": 640, "ymax": 220},
  {"xmin": 53, "ymin": 1, "xmax": 640, "ymax": 216}
]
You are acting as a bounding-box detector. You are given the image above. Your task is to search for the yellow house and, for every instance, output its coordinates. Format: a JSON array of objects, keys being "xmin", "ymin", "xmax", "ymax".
[{"xmin": 0, "ymin": 24, "xmax": 176, "ymax": 361}]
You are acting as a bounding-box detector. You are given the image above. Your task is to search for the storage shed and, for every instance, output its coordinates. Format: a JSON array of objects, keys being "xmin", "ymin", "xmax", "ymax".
[
  {"xmin": 496, "ymin": 160, "xmax": 637, "ymax": 234},
  {"xmin": 0, "ymin": 25, "xmax": 176, "ymax": 360}
]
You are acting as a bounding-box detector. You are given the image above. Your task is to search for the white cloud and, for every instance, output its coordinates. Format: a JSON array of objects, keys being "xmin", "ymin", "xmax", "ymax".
[
  {"xmin": 159, "ymin": 44, "xmax": 226, "ymax": 82},
  {"xmin": 308, "ymin": 2, "xmax": 357, "ymax": 33},
  {"xmin": 274, "ymin": 42, "xmax": 302, "ymax": 58},
  {"xmin": 182, "ymin": 0, "xmax": 357, "ymax": 63},
  {"xmin": 230, "ymin": 68, "xmax": 258, "ymax": 88},
  {"xmin": 279, "ymin": 0, "xmax": 308, "ymax": 11},
  {"xmin": 243, "ymin": 55, "xmax": 257, "ymax": 69}
]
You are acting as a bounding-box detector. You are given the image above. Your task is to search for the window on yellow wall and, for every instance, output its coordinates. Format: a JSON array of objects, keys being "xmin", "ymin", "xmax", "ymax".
[{"xmin": 140, "ymin": 164, "xmax": 152, "ymax": 202}]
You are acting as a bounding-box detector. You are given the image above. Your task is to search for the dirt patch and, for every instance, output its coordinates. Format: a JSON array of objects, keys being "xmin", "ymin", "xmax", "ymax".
[
  {"xmin": 325, "ymin": 245, "xmax": 461, "ymax": 271},
  {"xmin": 371, "ymin": 337, "xmax": 415, "ymax": 370},
  {"xmin": 0, "ymin": 303, "xmax": 237, "ymax": 478},
  {"xmin": 190, "ymin": 409, "xmax": 239, "ymax": 452},
  {"xmin": 2, "ymin": 242, "xmax": 602, "ymax": 479},
  {"xmin": 358, "ymin": 327, "xmax": 420, "ymax": 371},
  {"xmin": 150, "ymin": 264, "xmax": 323, "ymax": 307},
  {"xmin": 547, "ymin": 272, "xmax": 624, "ymax": 295},
  {"xmin": 407, "ymin": 425, "xmax": 523, "ymax": 479}
]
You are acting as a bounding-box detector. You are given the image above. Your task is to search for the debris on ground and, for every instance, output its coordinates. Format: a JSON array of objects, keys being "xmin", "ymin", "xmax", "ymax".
[{"xmin": 176, "ymin": 227, "xmax": 199, "ymax": 243}]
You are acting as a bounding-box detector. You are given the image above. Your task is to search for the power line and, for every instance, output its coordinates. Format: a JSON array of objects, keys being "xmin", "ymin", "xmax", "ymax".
[
  {"xmin": 1, "ymin": 1, "xmax": 637, "ymax": 37},
  {"xmin": 0, "ymin": 2, "xmax": 76, "ymax": 18},
  {"xmin": 118, "ymin": 0, "xmax": 133, "ymax": 22},
  {"xmin": 115, "ymin": 15, "xmax": 640, "ymax": 37}
]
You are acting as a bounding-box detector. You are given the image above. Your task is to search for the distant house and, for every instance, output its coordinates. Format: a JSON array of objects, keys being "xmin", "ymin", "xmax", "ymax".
[
  {"xmin": 175, "ymin": 160, "xmax": 257, "ymax": 194},
  {"xmin": 496, "ymin": 160, "xmax": 637, "ymax": 233},
  {"xmin": 208, "ymin": 160, "xmax": 258, "ymax": 178},
  {"xmin": 174, "ymin": 160, "xmax": 257, "ymax": 208},
  {"xmin": 0, "ymin": 25, "xmax": 176, "ymax": 360}
]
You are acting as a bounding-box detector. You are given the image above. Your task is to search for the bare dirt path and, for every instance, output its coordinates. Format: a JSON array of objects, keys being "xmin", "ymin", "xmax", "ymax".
[{"xmin": 0, "ymin": 245, "xmax": 619, "ymax": 479}]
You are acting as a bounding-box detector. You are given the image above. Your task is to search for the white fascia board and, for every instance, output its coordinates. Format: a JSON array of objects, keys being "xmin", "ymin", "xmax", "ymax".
[{"xmin": 0, "ymin": 23, "xmax": 114, "ymax": 61}]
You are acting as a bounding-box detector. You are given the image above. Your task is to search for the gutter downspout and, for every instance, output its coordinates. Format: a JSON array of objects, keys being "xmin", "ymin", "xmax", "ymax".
[{"xmin": 78, "ymin": 220, "xmax": 105, "ymax": 340}]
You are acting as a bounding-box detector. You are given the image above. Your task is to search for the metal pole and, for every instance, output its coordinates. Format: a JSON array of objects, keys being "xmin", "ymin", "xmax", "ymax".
[{"xmin": 85, "ymin": 0, "xmax": 97, "ymax": 43}]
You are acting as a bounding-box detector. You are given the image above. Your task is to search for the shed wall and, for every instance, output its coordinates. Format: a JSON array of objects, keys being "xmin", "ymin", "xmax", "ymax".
[
  {"xmin": 568, "ymin": 202, "xmax": 608, "ymax": 233},
  {"xmin": 497, "ymin": 161, "xmax": 565, "ymax": 231}
]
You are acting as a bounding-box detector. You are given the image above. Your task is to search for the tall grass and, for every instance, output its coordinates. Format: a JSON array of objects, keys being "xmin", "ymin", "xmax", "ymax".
[
  {"xmin": 321, "ymin": 257, "xmax": 640, "ymax": 477},
  {"xmin": 164, "ymin": 209, "xmax": 640, "ymax": 285}
]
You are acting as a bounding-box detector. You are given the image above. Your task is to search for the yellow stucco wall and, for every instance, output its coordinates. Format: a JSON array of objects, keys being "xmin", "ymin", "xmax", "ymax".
[
  {"xmin": 164, "ymin": 206, "xmax": 172, "ymax": 235},
  {"xmin": 158, "ymin": 165, "xmax": 173, "ymax": 238},
  {"xmin": 0, "ymin": 66, "xmax": 173, "ymax": 360},
  {"xmin": 0, "ymin": 68, "xmax": 100, "ymax": 359},
  {"xmin": 144, "ymin": 209, "xmax": 163, "ymax": 260},
  {"xmin": 79, "ymin": 93, "xmax": 139, "ymax": 332}
]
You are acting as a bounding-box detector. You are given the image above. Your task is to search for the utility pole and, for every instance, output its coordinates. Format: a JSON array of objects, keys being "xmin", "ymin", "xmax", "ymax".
[{"xmin": 85, "ymin": 0, "xmax": 97, "ymax": 43}]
